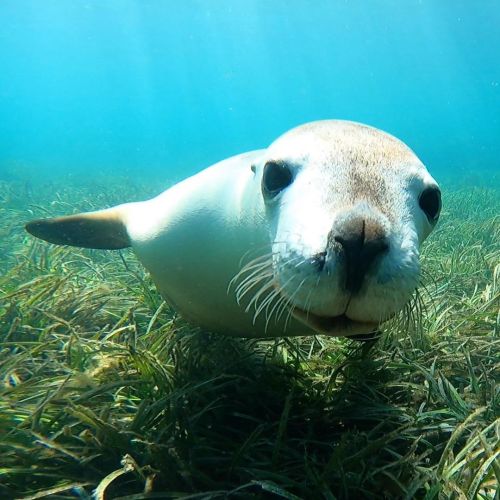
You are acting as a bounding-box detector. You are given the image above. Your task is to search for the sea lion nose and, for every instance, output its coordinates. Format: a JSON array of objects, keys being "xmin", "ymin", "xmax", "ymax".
[{"xmin": 330, "ymin": 217, "xmax": 389, "ymax": 294}]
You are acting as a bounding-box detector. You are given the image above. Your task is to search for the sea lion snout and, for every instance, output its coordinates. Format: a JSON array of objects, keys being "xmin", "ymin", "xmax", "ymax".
[{"xmin": 328, "ymin": 216, "xmax": 389, "ymax": 294}]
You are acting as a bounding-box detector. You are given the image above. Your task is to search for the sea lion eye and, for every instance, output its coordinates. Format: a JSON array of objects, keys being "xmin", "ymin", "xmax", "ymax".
[
  {"xmin": 419, "ymin": 186, "xmax": 441, "ymax": 223},
  {"xmin": 262, "ymin": 160, "xmax": 293, "ymax": 198}
]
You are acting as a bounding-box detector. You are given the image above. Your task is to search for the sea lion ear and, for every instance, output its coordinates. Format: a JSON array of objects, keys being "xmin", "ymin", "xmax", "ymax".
[{"xmin": 25, "ymin": 205, "xmax": 131, "ymax": 250}]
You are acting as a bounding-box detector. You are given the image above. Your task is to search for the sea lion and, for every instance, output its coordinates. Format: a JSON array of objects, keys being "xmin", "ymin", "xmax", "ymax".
[{"xmin": 25, "ymin": 120, "xmax": 441, "ymax": 338}]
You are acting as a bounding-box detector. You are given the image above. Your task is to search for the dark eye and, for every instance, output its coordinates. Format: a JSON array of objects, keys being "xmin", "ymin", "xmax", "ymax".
[
  {"xmin": 262, "ymin": 161, "xmax": 293, "ymax": 198},
  {"xmin": 419, "ymin": 187, "xmax": 441, "ymax": 223}
]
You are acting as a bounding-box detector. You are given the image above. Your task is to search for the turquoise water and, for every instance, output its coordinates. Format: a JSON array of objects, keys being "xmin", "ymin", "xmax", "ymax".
[{"xmin": 0, "ymin": 1, "xmax": 499, "ymax": 184}]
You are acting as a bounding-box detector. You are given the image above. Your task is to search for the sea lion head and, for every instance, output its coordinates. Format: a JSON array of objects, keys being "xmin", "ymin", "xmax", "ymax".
[{"xmin": 253, "ymin": 120, "xmax": 441, "ymax": 336}]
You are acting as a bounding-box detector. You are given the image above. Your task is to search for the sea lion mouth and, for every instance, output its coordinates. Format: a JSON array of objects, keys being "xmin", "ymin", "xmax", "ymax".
[{"xmin": 291, "ymin": 306, "xmax": 379, "ymax": 338}]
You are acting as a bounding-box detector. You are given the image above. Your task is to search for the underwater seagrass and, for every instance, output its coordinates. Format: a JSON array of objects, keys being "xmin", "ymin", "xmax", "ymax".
[{"xmin": 25, "ymin": 120, "xmax": 441, "ymax": 338}]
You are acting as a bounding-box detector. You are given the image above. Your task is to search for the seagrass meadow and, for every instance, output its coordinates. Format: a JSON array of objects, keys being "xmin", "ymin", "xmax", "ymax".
[{"xmin": 0, "ymin": 176, "xmax": 498, "ymax": 500}]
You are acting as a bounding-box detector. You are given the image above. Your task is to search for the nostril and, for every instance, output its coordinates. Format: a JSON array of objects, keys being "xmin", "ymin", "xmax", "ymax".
[
  {"xmin": 364, "ymin": 237, "xmax": 389, "ymax": 261},
  {"xmin": 371, "ymin": 238, "xmax": 389, "ymax": 256},
  {"xmin": 334, "ymin": 233, "xmax": 362, "ymax": 252}
]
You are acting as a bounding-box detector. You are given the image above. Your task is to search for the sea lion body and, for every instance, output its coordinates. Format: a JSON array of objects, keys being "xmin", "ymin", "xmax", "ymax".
[{"xmin": 26, "ymin": 120, "xmax": 441, "ymax": 338}]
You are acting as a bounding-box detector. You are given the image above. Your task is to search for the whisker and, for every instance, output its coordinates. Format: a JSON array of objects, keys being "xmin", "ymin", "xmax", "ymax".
[
  {"xmin": 235, "ymin": 269, "xmax": 273, "ymax": 303},
  {"xmin": 246, "ymin": 280, "xmax": 276, "ymax": 315},
  {"xmin": 264, "ymin": 288, "xmax": 288, "ymax": 333},
  {"xmin": 254, "ymin": 286, "xmax": 282, "ymax": 326},
  {"xmin": 236, "ymin": 272, "xmax": 274, "ymax": 304},
  {"xmin": 229, "ymin": 253, "xmax": 274, "ymax": 292},
  {"xmin": 236, "ymin": 244, "xmax": 281, "ymax": 269},
  {"xmin": 230, "ymin": 247, "xmax": 301, "ymax": 294},
  {"xmin": 236, "ymin": 253, "xmax": 303, "ymax": 295},
  {"xmin": 302, "ymin": 284, "xmax": 317, "ymax": 322},
  {"xmin": 255, "ymin": 273, "xmax": 297, "ymax": 322},
  {"xmin": 252, "ymin": 255, "xmax": 307, "ymax": 328},
  {"xmin": 273, "ymin": 275, "xmax": 302, "ymax": 323},
  {"xmin": 294, "ymin": 257, "xmax": 309, "ymax": 269},
  {"xmin": 277, "ymin": 276, "xmax": 308, "ymax": 327},
  {"xmin": 284, "ymin": 278, "xmax": 308, "ymax": 330}
]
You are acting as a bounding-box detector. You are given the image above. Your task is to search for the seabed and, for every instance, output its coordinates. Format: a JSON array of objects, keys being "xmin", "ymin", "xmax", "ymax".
[{"xmin": 0, "ymin": 177, "xmax": 498, "ymax": 499}]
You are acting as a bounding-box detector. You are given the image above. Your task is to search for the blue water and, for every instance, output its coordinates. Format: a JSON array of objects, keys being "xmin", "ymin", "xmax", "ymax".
[{"xmin": 0, "ymin": 1, "xmax": 499, "ymax": 184}]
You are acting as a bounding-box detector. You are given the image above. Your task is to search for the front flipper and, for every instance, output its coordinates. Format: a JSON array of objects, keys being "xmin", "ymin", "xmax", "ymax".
[{"xmin": 25, "ymin": 206, "xmax": 131, "ymax": 250}]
